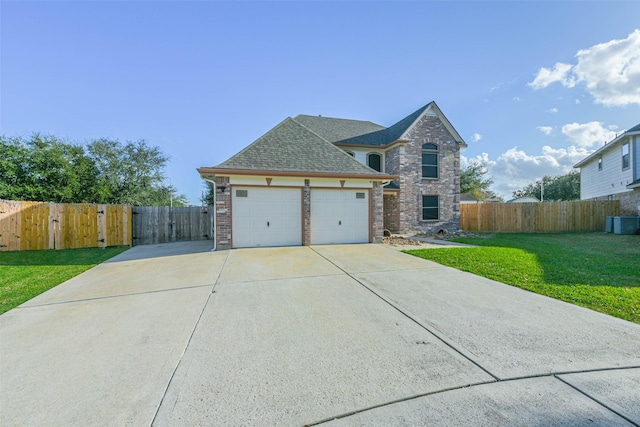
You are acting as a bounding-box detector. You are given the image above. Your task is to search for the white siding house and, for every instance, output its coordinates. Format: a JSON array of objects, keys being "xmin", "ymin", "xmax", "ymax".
[{"xmin": 574, "ymin": 123, "xmax": 640, "ymax": 215}]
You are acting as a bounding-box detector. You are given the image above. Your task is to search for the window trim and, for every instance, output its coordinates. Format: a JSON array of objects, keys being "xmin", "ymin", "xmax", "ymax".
[
  {"xmin": 344, "ymin": 150, "xmax": 355, "ymax": 157},
  {"xmin": 367, "ymin": 152, "xmax": 383, "ymax": 172},
  {"xmin": 421, "ymin": 143, "xmax": 439, "ymax": 179},
  {"xmin": 421, "ymin": 195, "xmax": 439, "ymax": 221},
  {"xmin": 622, "ymin": 142, "xmax": 630, "ymax": 170}
]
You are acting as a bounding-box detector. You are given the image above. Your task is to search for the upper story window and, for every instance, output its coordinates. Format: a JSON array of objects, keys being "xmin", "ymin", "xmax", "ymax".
[
  {"xmin": 422, "ymin": 143, "xmax": 438, "ymax": 179},
  {"xmin": 622, "ymin": 142, "xmax": 630, "ymax": 170},
  {"xmin": 367, "ymin": 153, "xmax": 382, "ymax": 172},
  {"xmin": 344, "ymin": 150, "xmax": 355, "ymax": 157},
  {"xmin": 598, "ymin": 156, "xmax": 603, "ymax": 171}
]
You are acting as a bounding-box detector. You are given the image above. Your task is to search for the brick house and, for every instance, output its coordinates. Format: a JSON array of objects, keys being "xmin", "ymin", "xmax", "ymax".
[
  {"xmin": 574, "ymin": 122, "xmax": 640, "ymax": 215},
  {"xmin": 198, "ymin": 101, "xmax": 467, "ymax": 249}
]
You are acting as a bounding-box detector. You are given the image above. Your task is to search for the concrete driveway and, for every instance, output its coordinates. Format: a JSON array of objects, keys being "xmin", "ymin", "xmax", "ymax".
[{"xmin": 1, "ymin": 242, "xmax": 639, "ymax": 426}]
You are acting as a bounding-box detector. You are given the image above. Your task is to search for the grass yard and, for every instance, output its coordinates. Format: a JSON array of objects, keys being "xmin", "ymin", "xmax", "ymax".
[
  {"xmin": 404, "ymin": 233, "xmax": 640, "ymax": 324},
  {"xmin": 0, "ymin": 247, "xmax": 128, "ymax": 315}
]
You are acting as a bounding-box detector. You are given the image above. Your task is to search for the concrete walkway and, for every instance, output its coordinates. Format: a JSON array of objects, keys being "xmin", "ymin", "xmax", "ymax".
[{"xmin": 1, "ymin": 242, "xmax": 639, "ymax": 426}]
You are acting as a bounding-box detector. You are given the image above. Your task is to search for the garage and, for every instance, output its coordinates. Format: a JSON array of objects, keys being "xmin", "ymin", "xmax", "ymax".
[
  {"xmin": 310, "ymin": 189, "xmax": 370, "ymax": 245},
  {"xmin": 232, "ymin": 187, "xmax": 302, "ymax": 248}
]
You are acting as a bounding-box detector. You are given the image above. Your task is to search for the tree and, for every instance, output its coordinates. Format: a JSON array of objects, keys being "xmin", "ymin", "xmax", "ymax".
[
  {"xmin": 512, "ymin": 171, "xmax": 580, "ymax": 201},
  {"xmin": 0, "ymin": 134, "xmax": 99, "ymax": 203},
  {"xmin": 201, "ymin": 181, "xmax": 215, "ymax": 206},
  {"xmin": 460, "ymin": 160, "xmax": 496, "ymax": 200},
  {"xmin": 86, "ymin": 138, "xmax": 171, "ymax": 205},
  {"xmin": 1, "ymin": 134, "xmax": 185, "ymax": 205}
]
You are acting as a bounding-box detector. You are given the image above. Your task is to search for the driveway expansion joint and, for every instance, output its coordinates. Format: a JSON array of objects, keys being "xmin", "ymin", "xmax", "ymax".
[
  {"xmin": 306, "ymin": 380, "xmax": 497, "ymax": 426},
  {"xmin": 310, "ymin": 246, "xmax": 500, "ymax": 381},
  {"xmin": 15, "ymin": 284, "xmax": 216, "ymax": 309},
  {"xmin": 555, "ymin": 374, "xmax": 640, "ymax": 427},
  {"xmin": 308, "ymin": 367, "xmax": 640, "ymax": 426},
  {"xmin": 152, "ymin": 250, "xmax": 230, "ymax": 426}
]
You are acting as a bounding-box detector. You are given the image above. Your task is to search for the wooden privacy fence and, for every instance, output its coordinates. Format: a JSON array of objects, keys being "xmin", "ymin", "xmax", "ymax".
[
  {"xmin": 460, "ymin": 200, "xmax": 620, "ymax": 233},
  {"xmin": 0, "ymin": 199, "xmax": 131, "ymax": 251},
  {"xmin": 132, "ymin": 206, "xmax": 214, "ymax": 245}
]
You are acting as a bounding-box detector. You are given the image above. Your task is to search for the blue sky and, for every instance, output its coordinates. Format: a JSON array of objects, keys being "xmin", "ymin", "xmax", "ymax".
[{"xmin": 2, "ymin": 1, "xmax": 639, "ymax": 204}]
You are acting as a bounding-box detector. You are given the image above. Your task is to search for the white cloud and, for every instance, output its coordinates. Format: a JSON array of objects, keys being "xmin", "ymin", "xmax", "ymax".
[
  {"xmin": 471, "ymin": 145, "xmax": 592, "ymax": 198},
  {"xmin": 575, "ymin": 99, "xmax": 581, "ymax": 104},
  {"xmin": 471, "ymin": 133, "xmax": 482, "ymax": 142},
  {"xmin": 546, "ymin": 107, "xmax": 559, "ymax": 113},
  {"xmin": 537, "ymin": 126, "xmax": 553, "ymax": 135},
  {"xmin": 528, "ymin": 63, "xmax": 575, "ymax": 89},
  {"xmin": 513, "ymin": 96, "xmax": 521, "ymax": 102},
  {"xmin": 561, "ymin": 121, "xmax": 618, "ymax": 148},
  {"xmin": 528, "ymin": 30, "xmax": 640, "ymax": 106}
]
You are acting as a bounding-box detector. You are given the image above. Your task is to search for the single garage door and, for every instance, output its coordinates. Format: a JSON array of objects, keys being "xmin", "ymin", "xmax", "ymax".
[
  {"xmin": 232, "ymin": 187, "xmax": 302, "ymax": 248},
  {"xmin": 311, "ymin": 189, "xmax": 370, "ymax": 245}
]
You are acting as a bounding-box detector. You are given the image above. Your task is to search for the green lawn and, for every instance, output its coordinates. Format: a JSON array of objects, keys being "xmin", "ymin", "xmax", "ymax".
[
  {"xmin": 0, "ymin": 247, "xmax": 129, "ymax": 315},
  {"xmin": 404, "ymin": 233, "xmax": 640, "ymax": 324}
]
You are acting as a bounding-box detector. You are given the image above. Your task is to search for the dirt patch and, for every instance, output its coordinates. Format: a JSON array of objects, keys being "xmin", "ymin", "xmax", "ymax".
[
  {"xmin": 416, "ymin": 230, "xmax": 487, "ymax": 241},
  {"xmin": 383, "ymin": 236, "xmax": 424, "ymax": 246}
]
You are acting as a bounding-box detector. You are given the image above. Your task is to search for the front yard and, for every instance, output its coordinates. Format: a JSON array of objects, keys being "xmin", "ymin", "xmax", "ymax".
[
  {"xmin": 405, "ymin": 233, "xmax": 639, "ymax": 324},
  {"xmin": 0, "ymin": 247, "xmax": 128, "ymax": 315}
]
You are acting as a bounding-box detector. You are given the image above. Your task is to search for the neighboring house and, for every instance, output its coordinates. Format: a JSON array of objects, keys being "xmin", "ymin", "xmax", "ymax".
[
  {"xmin": 460, "ymin": 193, "xmax": 479, "ymax": 204},
  {"xmin": 198, "ymin": 101, "xmax": 467, "ymax": 249},
  {"xmin": 507, "ymin": 196, "xmax": 540, "ymax": 203},
  {"xmin": 483, "ymin": 196, "xmax": 503, "ymax": 203},
  {"xmin": 574, "ymin": 123, "xmax": 640, "ymax": 216}
]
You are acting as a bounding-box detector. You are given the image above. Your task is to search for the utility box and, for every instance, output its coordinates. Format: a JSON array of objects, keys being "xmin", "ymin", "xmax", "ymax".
[
  {"xmin": 605, "ymin": 216, "xmax": 614, "ymax": 233},
  {"xmin": 612, "ymin": 216, "xmax": 640, "ymax": 235}
]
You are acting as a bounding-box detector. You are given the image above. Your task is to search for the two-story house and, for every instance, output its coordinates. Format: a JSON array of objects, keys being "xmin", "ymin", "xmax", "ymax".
[
  {"xmin": 574, "ymin": 123, "xmax": 640, "ymax": 216},
  {"xmin": 198, "ymin": 101, "xmax": 467, "ymax": 249}
]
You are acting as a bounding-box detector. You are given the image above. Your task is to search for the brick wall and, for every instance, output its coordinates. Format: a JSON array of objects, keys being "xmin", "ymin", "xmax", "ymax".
[
  {"xmin": 391, "ymin": 114, "xmax": 462, "ymax": 233},
  {"xmin": 303, "ymin": 180, "xmax": 311, "ymax": 245},
  {"xmin": 383, "ymin": 194, "xmax": 400, "ymax": 232},
  {"xmin": 372, "ymin": 182, "xmax": 384, "ymax": 242},
  {"xmin": 215, "ymin": 176, "xmax": 231, "ymax": 250},
  {"xmin": 592, "ymin": 189, "xmax": 640, "ymax": 216}
]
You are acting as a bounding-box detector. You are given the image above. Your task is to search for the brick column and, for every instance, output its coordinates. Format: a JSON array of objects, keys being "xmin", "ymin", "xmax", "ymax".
[
  {"xmin": 215, "ymin": 176, "xmax": 231, "ymax": 250},
  {"xmin": 372, "ymin": 181, "xmax": 384, "ymax": 243},
  {"xmin": 303, "ymin": 179, "xmax": 311, "ymax": 245}
]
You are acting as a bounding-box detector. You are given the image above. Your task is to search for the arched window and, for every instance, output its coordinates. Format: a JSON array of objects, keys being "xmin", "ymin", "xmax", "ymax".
[
  {"xmin": 344, "ymin": 150, "xmax": 355, "ymax": 157},
  {"xmin": 422, "ymin": 143, "xmax": 438, "ymax": 179},
  {"xmin": 367, "ymin": 153, "xmax": 382, "ymax": 172}
]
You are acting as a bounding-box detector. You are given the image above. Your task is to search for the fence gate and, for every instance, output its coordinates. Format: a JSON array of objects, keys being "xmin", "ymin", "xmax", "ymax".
[{"xmin": 132, "ymin": 206, "xmax": 214, "ymax": 245}]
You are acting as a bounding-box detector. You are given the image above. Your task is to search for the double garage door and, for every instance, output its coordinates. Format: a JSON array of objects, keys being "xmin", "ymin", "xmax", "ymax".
[{"xmin": 232, "ymin": 187, "xmax": 369, "ymax": 248}]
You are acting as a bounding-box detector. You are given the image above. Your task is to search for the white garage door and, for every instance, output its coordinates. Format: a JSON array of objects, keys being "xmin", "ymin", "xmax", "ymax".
[
  {"xmin": 311, "ymin": 189, "xmax": 370, "ymax": 245},
  {"xmin": 232, "ymin": 187, "xmax": 302, "ymax": 248}
]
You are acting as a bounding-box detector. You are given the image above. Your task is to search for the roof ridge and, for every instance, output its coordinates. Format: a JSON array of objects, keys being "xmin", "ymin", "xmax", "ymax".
[
  {"xmin": 295, "ymin": 114, "xmax": 386, "ymax": 127},
  {"xmin": 216, "ymin": 117, "xmax": 294, "ymax": 166},
  {"xmin": 291, "ymin": 117, "xmax": 331, "ymax": 142},
  {"xmin": 292, "ymin": 117, "xmax": 387, "ymax": 174}
]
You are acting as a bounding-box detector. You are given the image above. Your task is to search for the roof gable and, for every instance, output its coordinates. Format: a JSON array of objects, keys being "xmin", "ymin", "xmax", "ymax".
[
  {"xmin": 204, "ymin": 117, "xmax": 389, "ymax": 177},
  {"xmin": 334, "ymin": 102, "xmax": 467, "ymax": 147}
]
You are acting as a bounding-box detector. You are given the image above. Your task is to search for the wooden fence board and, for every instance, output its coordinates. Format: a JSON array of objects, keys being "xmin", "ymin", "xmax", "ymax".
[
  {"xmin": 0, "ymin": 199, "xmax": 131, "ymax": 251},
  {"xmin": 132, "ymin": 206, "xmax": 213, "ymax": 245},
  {"xmin": 460, "ymin": 200, "xmax": 620, "ymax": 233}
]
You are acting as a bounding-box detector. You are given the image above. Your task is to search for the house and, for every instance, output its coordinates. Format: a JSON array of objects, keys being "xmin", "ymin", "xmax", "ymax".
[
  {"xmin": 507, "ymin": 196, "xmax": 540, "ymax": 203},
  {"xmin": 198, "ymin": 102, "xmax": 467, "ymax": 249},
  {"xmin": 574, "ymin": 123, "xmax": 640, "ymax": 215},
  {"xmin": 460, "ymin": 193, "xmax": 479, "ymax": 204}
]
